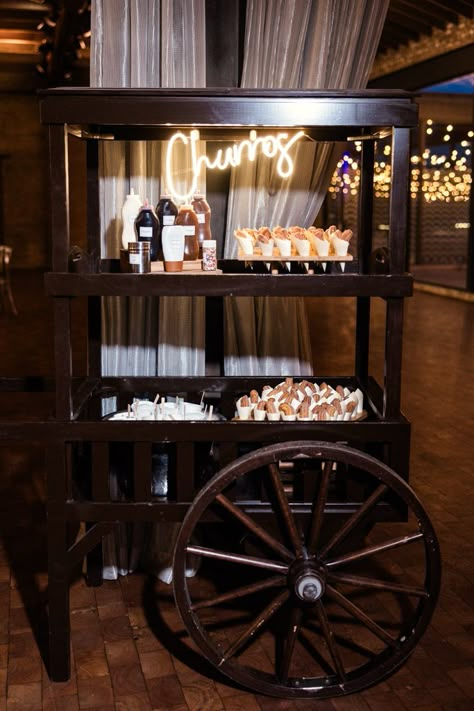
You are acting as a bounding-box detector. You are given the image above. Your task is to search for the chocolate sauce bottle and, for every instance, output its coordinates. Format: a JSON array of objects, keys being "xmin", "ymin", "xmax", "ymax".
[
  {"xmin": 134, "ymin": 199, "xmax": 160, "ymax": 261},
  {"xmin": 156, "ymin": 193, "xmax": 178, "ymax": 260}
]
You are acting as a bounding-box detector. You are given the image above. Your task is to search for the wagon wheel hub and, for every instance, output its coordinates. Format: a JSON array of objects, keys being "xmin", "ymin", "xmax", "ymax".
[
  {"xmin": 295, "ymin": 573, "xmax": 325, "ymax": 601},
  {"xmin": 290, "ymin": 559, "xmax": 327, "ymax": 602}
]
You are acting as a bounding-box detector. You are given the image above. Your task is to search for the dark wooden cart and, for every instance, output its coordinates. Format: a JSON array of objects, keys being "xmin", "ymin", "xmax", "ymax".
[{"xmin": 33, "ymin": 89, "xmax": 442, "ymax": 698}]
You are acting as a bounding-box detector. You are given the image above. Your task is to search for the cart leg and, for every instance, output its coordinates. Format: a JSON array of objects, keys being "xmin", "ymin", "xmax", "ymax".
[
  {"xmin": 47, "ymin": 446, "xmax": 71, "ymax": 681},
  {"xmin": 48, "ymin": 521, "xmax": 71, "ymax": 680},
  {"xmin": 85, "ymin": 524, "xmax": 104, "ymax": 587}
]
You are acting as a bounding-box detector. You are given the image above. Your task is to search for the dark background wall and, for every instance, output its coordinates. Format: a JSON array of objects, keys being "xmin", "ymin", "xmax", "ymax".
[{"xmin": 0, "ymin": 92, "xmax": 87, "ymax": 269}]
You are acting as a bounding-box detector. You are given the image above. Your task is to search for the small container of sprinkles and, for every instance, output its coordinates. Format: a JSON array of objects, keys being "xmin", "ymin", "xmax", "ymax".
[{"xmin": 202, "ymin": 239, "xmax": 217, "ymax": 271}]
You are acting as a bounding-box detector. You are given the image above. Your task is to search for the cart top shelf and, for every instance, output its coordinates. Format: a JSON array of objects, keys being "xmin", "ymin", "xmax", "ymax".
[{"xmin": 39, "ymin": 88, "xmax": 418, "ymax": 139}]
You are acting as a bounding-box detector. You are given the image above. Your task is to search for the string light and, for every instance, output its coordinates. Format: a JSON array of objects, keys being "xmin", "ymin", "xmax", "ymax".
[
  {"xmin": 36, "ymin": 1, "xmax": 91, "ymax": 82},
  {"xmin": 329, "ymin": 130, "xmax": 471, "ymax": 204}
]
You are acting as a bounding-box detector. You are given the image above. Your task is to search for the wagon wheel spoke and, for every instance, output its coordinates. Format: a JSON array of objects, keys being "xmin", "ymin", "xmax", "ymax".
[
  {"xmin": 186, "ymin": 545, "xmax": 289, "ymax": 574},
  {"xmin": 191, "ymin": 575, "xmax": 286, "ymax": 611},
  {"xmin": 326, "ymin": 584, "xmax": 399, "ymax": 648},
  {"xmin": 319, "ymin": 483, "xmax": 388, "ymax": 559},
  {"xmin": 325, "ymin": 532, "xmax": 423, "ymax": 569},
  {"xmin": 328, "ymin": 572, "xmax": 429, "ymax": 598},
  {"xmin": 267, "ymin": 462, "xmax": 304, "ymax": 557},
  {"xmin": 221, "ymin": 589, "xmax": 290, "ymax": 663},
  {"xmin": 215, "ymin": 493, "xmax": 294, "ymax": 562},
  {"xmin": 307, "ymin": 460, "xmax": 332, "ymax": 555},
  {"xmin": 278, "ymin": 605, "xmax": 303, "ymax": 683},
  {"xmin": 315, "ymin": 600, "xmax": 347, "ymax": 682}
]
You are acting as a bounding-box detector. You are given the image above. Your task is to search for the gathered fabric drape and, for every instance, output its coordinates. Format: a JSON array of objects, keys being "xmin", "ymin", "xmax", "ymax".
[
  {"xmin": 223, "ymin": 0, "xmax": 389, "ymax": 375},
  {"xmin": 91, "ymin": 0, "xmax": 206, "ymax": 578},
  {"xmin": 92, "ymin": 0, "xmax": 206, "ymax": 382}
]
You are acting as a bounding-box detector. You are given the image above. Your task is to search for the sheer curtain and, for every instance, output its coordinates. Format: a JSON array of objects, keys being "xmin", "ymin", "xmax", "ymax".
[
  {"xmin": 90, "ymin": 0, "xmax": 206, "ymax": 578},
  {"xmin": 224, "ymin": 0, "xmax": 389, "ymax": 375},
  {"xmin": 91, "ymin": 0, "xmax": 206, "ymax": 380}
]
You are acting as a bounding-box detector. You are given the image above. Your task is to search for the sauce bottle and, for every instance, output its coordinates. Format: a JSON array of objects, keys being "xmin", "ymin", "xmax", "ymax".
[
  {"xmin": 156, "ymin": 193, "xmax": 178, "ymax": 260},
  {"xmin": 121, "ymin": 188, "xmax": 142, "ymax": 250},
  {"xmin": 175, "ymin": 204, "xmax": 199, "ymax": 261},
  {"xmin": 134, "ymin": 199, "xmax": 160, "ymax": 261},
  {"xmin": 191, "ymin": 192, "xmax": 212, "ymax": 257}
]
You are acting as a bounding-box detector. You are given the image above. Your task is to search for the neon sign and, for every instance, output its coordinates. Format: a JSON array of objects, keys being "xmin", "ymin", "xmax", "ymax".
[{"xmin": 165, "ymin": 128, "xmax": 305, "ymax": 201}]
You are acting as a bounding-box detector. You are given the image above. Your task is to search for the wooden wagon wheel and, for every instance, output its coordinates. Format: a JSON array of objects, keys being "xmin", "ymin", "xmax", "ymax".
[{"xmin": 172, "ymin": 441, "xmax": 440, "ymax": 699}]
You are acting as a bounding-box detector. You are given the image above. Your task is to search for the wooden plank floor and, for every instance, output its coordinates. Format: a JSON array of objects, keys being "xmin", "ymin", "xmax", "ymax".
[{"xmin": 0, "ymin": 272, "xmax": 473, "ymax": 710}]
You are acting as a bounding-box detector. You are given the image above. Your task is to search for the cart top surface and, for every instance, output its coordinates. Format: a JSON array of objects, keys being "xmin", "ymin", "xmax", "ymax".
[{"xmin": 39, "ymin": 87, "xmax": 418, "ymax": 134}]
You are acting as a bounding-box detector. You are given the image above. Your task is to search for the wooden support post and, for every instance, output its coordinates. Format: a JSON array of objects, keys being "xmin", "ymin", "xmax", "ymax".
[
  {"xmin": 176, "ymin": 442, "xmax": 195, "ymax": 502},
  {"xmin": 86, "ymin": 140, "xmax": 102, "ymax": 377},
  {"xmin": 47, "ymin": 445, "xmax": 71, "ymax": 681},
  {"xmin": 384, "ymin": 298, "xmax": 404, "ymax": 419},
  {"xmin": 355, "ymin": 140, "xmax": 375, "ymax": 387},
  {"xmin": 53, "ymin": 298, "xmax": 73, "ymax": 420},
  {"xmin": 389, "ymin": 128, "xmax": 411, "ymax": 274},
  {"xmin": 85, "ymin": 442, "xmax": 110, "ymax": 587},
  {"xmin": 49, "ymin": 125, "xmax": 70, "ymax": 272},
  {"xmin": 134, "ymin": 441, "xmax": 153, "ymax": 501}
]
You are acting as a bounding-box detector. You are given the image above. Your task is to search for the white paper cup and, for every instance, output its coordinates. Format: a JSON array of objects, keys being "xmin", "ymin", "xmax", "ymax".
[
  {"xmin": 331, "ymin": 235, "xmax": 350, "ymax": 257},
  {"xmin": 290, "ymin": 397, "xmax": 301, "ymax": 410},
  {"xmin": 253, "ymin": 408, "xmax": 266, "ymax": 421},
  {"xmin": 282, "ymin": 414, "xmax": 297, "ymax": 421},
  {"xmin": 267, "ymin": 411, "xmax": 281, "ymax": 421},
  {"xmin": 134, "ymin": 400, "xmax": 155, "ymax": 419},
  {"xmin": 312, "ymin": 236, "xmax": 329, "ymax": 257},
  {"xmin": 259, "ymin": 239, "xmax": 274, "ymax": 257},
  {"xmin": 354, "ymin": 388, "xmax": 364, "ymax": 413},
  {"xmin": 235, "ymin": 235, "xmax": 254, "ymax": 255},
  {"xmin": 237, "ymin": 404, "xmax": 252, "ymax": 420},
  {"xmin": 294, "ymin": 238, "xmax": 311, "ymax": 257},
  {"xmin": 273, "ymin": 237, "xmax": 291, "ymax": 257}
]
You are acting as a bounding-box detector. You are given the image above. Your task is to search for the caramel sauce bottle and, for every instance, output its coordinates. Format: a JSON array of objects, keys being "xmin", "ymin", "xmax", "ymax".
[
  {"xmin": 191, "ymin": 192, "xmax": 212, "ymax": 258},
  {"xmin": 175, "ymin": 204, "xmax": 199, "ymax": 261}
]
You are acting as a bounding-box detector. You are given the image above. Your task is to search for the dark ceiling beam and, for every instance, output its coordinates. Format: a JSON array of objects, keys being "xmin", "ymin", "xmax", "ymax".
[
  {"xmin": 417, "ymin": 0, "xmax": 463, "ymax": 24},
  {"xmin": 379, "ymin": 22, "xmax": 421, "ymax": 50},
  {"xmin": 381, "ymin": 17, "xmax": 421, "ymax": 35},
  {"xmin": 395, "ymin": 0, "xmax": 454, "ymax": 27},
  {"xmin": 0, "ymin": 1, "xmax": 52, "ymax": 20},
  {"xmin": 387, "ymin": 6, "xmax": 443, "ymax": 33},
  {"xmin": 383, "ymin": 16, "xmax": 422, "ymax": 36},
  {"xmin": 431, "ymin": 0, "xmax": 474, "ymax": 15},
  {"xmin": 368, "ymin": 44, "xmax": 474, "ymax": 90}
]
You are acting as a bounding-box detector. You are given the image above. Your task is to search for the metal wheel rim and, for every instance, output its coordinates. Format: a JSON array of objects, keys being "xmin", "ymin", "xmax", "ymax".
[{"xmin": 172, "ymin": 441, "xmax": 441, "ymax": 699}]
